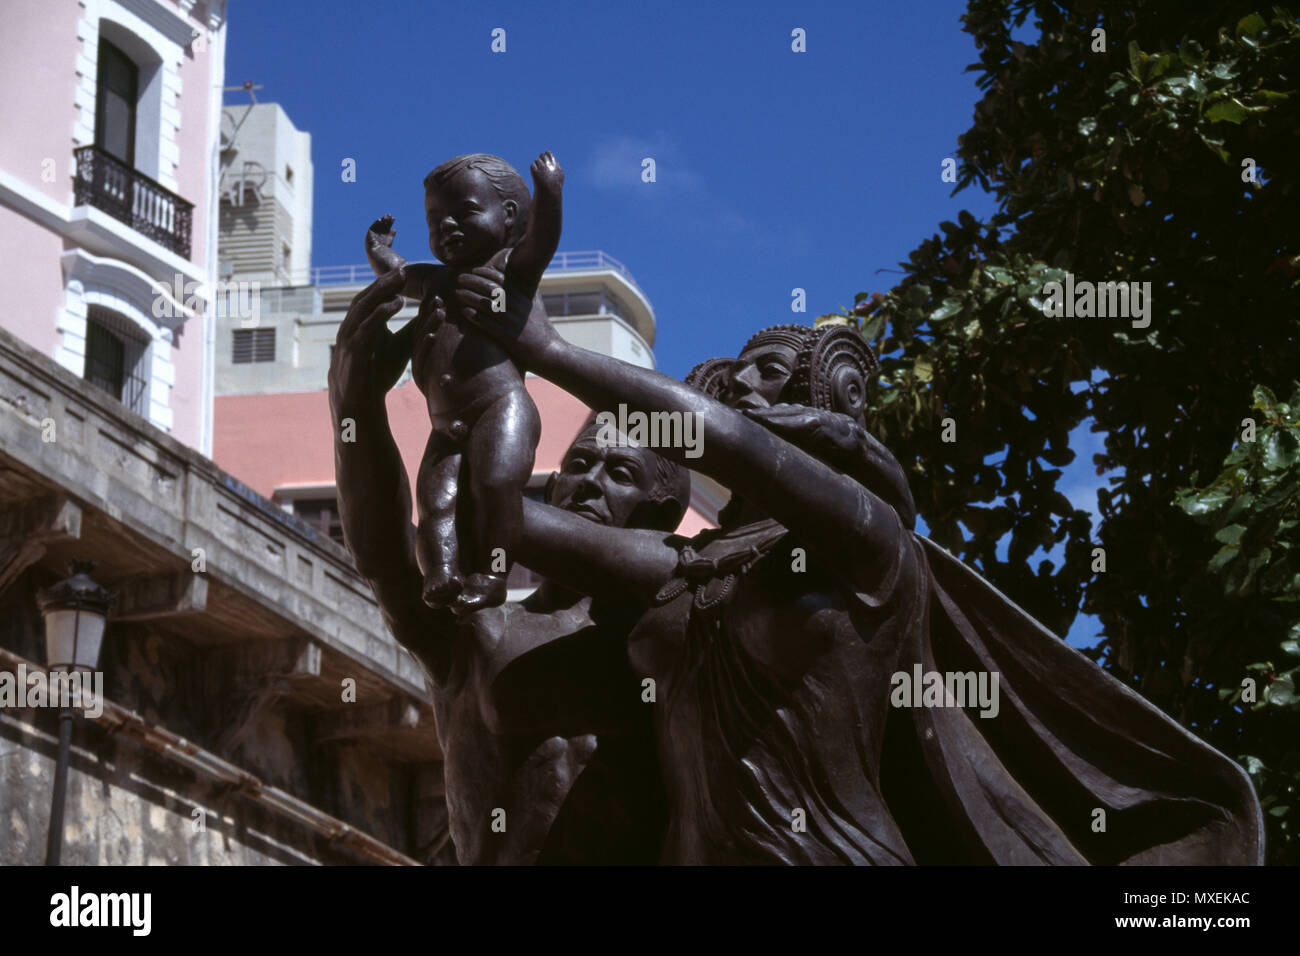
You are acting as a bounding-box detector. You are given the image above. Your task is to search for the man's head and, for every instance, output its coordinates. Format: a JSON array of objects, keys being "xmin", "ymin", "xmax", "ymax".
[
  {"xmin": 686, "ymin": 324, "xmax": 878, "ymax": 423},
  {"xmin": 545, "ymin": 421, "xmax": 692, "ymax": 533},
  {"xmin": 424, "ymin": 154, "xmax": 531, "ymax": 267}
]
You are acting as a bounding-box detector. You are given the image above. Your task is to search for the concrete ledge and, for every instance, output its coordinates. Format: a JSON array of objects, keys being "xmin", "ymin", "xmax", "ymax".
[{"xmin": 0, "ymin": 325, "xmax": 428, "ymax": 700}]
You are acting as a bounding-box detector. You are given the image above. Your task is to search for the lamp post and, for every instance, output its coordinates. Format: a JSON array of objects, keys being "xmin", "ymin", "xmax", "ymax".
[{"xmin": 36, "ymin": 559, "xmax": 115, "ymax": 866}]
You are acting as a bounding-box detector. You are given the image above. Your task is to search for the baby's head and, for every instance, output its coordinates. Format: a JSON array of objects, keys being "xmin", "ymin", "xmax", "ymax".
[{"xmin": 423, "ymin": 154, "xmax": 531, "ymax": 267}]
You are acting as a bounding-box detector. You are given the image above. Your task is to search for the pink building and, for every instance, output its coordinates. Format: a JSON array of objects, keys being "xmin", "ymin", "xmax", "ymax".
[{"xmin": 0, "ymin": 0, "xmax": 227, "ymax": 452}]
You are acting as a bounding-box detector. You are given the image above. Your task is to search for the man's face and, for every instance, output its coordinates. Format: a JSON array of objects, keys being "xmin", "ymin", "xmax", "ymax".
[
  {"xmin": 425, "ymin": 167, "xmax": 514, "ymax": 267},
  {"xmin": 723, "ymin": 343, "xmax": 797, "ymax": 410},
  {"xmin": 549, "ymin": 429, "xmax": 662, "ymax": 529}
]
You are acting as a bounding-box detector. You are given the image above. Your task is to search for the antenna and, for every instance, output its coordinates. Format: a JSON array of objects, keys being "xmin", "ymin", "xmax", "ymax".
[
  {"xmin": 223, "ymin": 79, "xmax": 263, "ymax": 104},
  {"xmin": 220, "ymin": 81, "xmax": 264, "ymax": 153}
]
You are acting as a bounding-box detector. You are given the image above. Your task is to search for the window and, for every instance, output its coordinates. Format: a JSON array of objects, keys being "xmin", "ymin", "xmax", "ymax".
[
  {"xmin": 95, "ymin": 39, "xmax": 138, "ymax": 166},
  {"xmin": 292, "ymin": 497, "xmax": 345, "ymax": 544},
  {"xmin": 541, "ymin": 291, "xmax": 601, "ymax": 317},
  {"xmin": 284, "ymin": 164, "xmax": 294, "ymax": 186},
  {"xmin": 605, "ymin": 291, "xmax": 630, "ymax": 320},
  {"xmin": 281, "ymin": 241, "xmax": 292, "ymax": 273},
  {"xmin": 568, "ymin": 293, "xmax": 601, "ymax": 314},
  {"xmin": 84, "ymin": 307, "xmax": 149, "ymax": 415},
  {"xmin": 232, "ymin": 328, "xmax": 276, "ymax": 363}
]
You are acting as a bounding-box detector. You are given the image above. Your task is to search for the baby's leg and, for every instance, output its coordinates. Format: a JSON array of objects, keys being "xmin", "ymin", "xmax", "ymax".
[
  {"xmin": 455, "ymin": 388, "xmax": 542, "ymax": 613},
  {"xmin": 415, "ymin": 429, "xmax": 464, "ymax": 608}
]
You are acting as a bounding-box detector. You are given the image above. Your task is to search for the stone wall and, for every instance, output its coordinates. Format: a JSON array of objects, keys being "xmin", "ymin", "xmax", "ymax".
[{"xmin": 0, "ymin": 326, "xmax": 454, "ymax": 865}]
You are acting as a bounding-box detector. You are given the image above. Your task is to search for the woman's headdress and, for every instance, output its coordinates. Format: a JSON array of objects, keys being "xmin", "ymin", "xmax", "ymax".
[{"xmin": 684, "ymin": 323, "xmax": 878, "ymax": 418}]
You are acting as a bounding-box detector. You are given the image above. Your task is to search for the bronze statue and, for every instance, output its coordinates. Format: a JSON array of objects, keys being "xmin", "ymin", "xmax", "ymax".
[
  {"xmin": 329, "ymin": 273, "xmax": 692, "ymax": 863},
  {"xmin": 363, "ymin": 152, "xmax": 564, "ymax": 613},
  {"xmin": 441, "ymin": 264, "xmax": 1263, "ymax": 865}
]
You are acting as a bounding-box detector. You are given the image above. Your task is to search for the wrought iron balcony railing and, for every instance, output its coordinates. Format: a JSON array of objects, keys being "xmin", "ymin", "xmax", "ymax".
[{"xmin": 74, "ymin": 145, "xmax": 194, "ymax": 259}]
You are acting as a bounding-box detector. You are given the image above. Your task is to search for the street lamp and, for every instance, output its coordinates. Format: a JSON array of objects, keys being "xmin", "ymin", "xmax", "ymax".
[{"xmin": 36, "ymin": 558, "xmax": 115, "ymax": 866}]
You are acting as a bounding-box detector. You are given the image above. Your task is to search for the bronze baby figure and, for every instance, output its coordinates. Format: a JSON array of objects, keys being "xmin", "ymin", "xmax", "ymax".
[{"xmin": 364, "ymin": 151, "xmax": 563, "ymax": 612}]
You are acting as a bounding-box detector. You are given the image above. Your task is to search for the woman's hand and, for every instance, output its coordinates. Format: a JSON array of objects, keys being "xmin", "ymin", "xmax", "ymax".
[
  {"xmin": 742, "ymin": 404, "xmax": 917, "ymax": 529},
  {"xmin": 328, "ymin": 268, "xmax": 412, "ymax": 415},
  {"xmin": 453, "ymin": 264, "xmax": 562, "ymax": 367},
  {"xmin": 740, "ymin": 404, "xmax": 862, "ymax": 462}
]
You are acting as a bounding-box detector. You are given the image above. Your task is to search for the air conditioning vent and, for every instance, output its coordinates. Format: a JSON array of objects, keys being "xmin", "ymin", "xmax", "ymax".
[{"xmin": 232, "ymin": 327, "xmax": 275, "ymax": 363}]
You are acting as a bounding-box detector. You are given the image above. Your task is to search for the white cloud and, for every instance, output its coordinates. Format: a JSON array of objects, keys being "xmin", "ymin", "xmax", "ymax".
[
  {"xmin": 588, "ymin": 134, "xmax": 704, "ymax": 195},
  {"xmin": 584, "ymin": 133, "xmax": 801, "ymax": 255}
]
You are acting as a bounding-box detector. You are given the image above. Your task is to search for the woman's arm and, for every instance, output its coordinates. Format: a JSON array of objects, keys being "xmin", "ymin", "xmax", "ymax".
[
  {"xmin": 742, "ymin": 404, "xmax": 917, "ymax": 530},
  {"xmin": 456, "ymin": 270, "xmax": 911, "ymax": 591}
]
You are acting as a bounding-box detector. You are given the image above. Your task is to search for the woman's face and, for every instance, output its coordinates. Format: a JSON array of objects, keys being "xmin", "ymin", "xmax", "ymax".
[{"xmin": 723, "ymin": 343, "xmax": 797, "ymax": 410}]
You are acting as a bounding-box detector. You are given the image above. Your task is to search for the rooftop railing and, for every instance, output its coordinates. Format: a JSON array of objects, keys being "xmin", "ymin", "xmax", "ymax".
[
  {"xmin": 547, "ymin": 250, "xmax": 640, "ymax": 290},
  {"xmin": 307, "ymin": 250, "xmax": 644, "ymax": 295}
]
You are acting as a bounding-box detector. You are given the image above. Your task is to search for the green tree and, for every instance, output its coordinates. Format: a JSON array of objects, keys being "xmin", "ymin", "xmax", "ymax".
[{"xmin": 835, "ymin": 1, "xmax": 1300, "ymax": 861}]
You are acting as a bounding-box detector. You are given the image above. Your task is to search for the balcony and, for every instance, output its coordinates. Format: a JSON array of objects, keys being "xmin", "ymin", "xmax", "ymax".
[{"xmin": 74, "ymin": 145, "xmax": 194, "ymax": 259}]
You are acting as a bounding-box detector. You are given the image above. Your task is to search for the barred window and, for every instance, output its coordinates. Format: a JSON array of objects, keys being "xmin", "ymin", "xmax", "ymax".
[
  {"xmin": 84, "ymin": 307, "xmax": 149, "ymax": 415},
  {"xmin": 232, "ymin": 327, "xmax": 276, "ymax": 363}
]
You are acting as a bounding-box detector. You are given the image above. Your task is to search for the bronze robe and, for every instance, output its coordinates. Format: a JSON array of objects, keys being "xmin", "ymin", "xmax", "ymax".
[{"xmin": 632, "ymin": 513, "xmax": 1262, "ymax": 865}]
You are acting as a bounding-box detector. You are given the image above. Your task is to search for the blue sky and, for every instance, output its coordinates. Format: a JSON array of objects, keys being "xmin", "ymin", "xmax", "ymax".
[
  {"xmin": 224, "ymin": 0, "xmax": 999, "ymax": 373},
  {"xmin": 223, "ymin": 0, "xmax": 1104, "ymax": 646}
]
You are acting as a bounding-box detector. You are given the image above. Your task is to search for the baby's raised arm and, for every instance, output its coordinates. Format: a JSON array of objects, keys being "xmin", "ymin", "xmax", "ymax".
[
  {"xmin": 506, "ymin": 152, "xmax": 564, "ymax": 292},
  {"xmin": 364, "ymin": 214, "xmax": 446, "ymax": 300}
]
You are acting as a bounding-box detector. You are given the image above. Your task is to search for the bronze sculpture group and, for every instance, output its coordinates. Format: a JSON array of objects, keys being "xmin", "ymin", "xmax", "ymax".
[{"xmin": 329, "ymin": 152, "xmax": 1263, "ymax": 865}]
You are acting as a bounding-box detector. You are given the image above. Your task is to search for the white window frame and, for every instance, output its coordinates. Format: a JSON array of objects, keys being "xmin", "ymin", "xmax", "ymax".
[
  {"xmin": 73, "ymin": 0, "xmax": 190, "ymax": 194},
  {"xmin": 57, "ymin": 248, "xmax": 186, "ymax": 432}
]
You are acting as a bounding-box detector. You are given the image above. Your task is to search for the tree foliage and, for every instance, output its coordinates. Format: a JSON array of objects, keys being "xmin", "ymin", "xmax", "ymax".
[{"xmin": 832, "ymin": 2, "xmax": 1300, "ymax": 861}]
